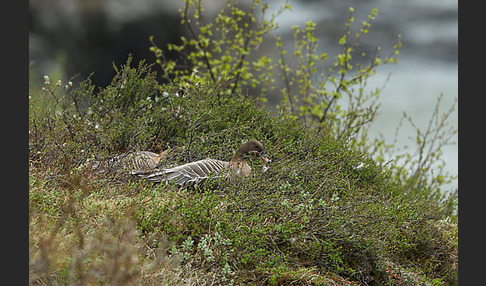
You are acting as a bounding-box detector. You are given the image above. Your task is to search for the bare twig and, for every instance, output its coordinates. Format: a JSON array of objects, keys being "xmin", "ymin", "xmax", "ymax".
[{"xmin": 183, "ymin": 1, "xmax": 216, "ymax": 82}]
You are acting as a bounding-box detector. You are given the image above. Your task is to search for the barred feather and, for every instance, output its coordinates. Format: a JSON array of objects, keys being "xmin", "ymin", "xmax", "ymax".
[
  {"xmin": 90, "ymin": 148, "xmax": 182, "ymax": 175},
  {"xmin": 142, "ymin": 158, "xmax": 229, "ymax": 185}
]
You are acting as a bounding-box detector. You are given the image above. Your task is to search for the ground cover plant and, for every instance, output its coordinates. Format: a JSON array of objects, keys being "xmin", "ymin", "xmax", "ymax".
[{"xmin": 29, "ymin": 1, "xmax": 457, "ymax": 285}]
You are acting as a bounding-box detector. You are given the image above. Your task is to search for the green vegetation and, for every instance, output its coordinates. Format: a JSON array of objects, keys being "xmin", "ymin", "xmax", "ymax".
[{"xmin": 29, "ymin": 1, "xmax": 457, "ymax": 285}]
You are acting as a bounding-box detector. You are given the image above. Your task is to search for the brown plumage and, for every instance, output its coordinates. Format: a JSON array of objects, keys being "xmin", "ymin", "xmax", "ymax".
[
  {"xmin": 90, "ymin": 147, "xmax": 182, "ymax": 175},
  {"xmin": 139, "ymin": 140, "xmax": 269, "ymax": 186}
]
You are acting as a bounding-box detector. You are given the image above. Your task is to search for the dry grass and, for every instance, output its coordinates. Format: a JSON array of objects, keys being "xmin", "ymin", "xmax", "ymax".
[{"xmin": 29, "ymin": 168, "xmax": 192, "ymax": 285}]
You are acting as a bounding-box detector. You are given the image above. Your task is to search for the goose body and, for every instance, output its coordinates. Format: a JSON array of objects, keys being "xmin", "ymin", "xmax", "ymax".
[
  {"xmin": 139, "ymin": 140, "xmax": 268, "ymax": 186},
  {"xmin": 90, "ymin": 147, "xmax": 182, "ymax": 175}
]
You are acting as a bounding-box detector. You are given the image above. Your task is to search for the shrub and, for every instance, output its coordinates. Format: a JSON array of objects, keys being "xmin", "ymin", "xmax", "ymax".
[{"xmin": 29, "ymin": 0, "xmax": 457, "ymax": 284}]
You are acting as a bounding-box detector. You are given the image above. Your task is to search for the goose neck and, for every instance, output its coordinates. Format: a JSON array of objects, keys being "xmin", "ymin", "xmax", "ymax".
[{"xmin": 230, "ymin": 152, "xmax": 246, "ymax": 163}]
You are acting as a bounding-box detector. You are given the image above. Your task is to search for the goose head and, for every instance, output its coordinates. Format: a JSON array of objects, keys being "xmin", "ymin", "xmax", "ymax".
[{"xmin": 232, "ymin": 139, "xmax": 269, "ymax": 163}]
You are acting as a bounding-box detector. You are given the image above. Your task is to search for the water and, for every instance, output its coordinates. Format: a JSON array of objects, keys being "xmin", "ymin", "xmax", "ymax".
[
  {"xmin": 366, "ymin": 59, "xmax": 458, "ymax": 193},
  {"xmin": 265, "ymin": 0, "xmax": 458, "ymax": 193}
]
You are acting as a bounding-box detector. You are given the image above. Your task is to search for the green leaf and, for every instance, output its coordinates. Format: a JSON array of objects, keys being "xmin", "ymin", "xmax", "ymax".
[{"xmin": 339, "ymin": 36, "xmax": 347, "ymax": 45}]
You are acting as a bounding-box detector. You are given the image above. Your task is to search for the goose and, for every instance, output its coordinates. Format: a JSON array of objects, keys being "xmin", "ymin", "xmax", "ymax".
[
  {"xmin": 139, "ymin": 140, "xmax": 269, "ymax": 186},
  {"xmin": 90, "ymin": 147, "xmax": 182, "ymax": 175}
]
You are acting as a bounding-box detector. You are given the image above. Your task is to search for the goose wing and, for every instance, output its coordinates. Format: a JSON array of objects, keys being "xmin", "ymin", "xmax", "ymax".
[
  {"xmin": 123, "ymin": 151, "xmax": 160, "ymax": 172},
  {"xmin": 142, "ymin": 158, "xmax": 229, "ymax": 185}
]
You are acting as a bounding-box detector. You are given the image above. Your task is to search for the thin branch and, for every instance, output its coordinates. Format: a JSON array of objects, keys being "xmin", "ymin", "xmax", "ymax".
[
  {"xmin": 230, "ymin": 6, "xmax": 255, "ymax": 97},
  {"xmin": 183, "ymin": 1, "xmax": 216, "ymax": 82},
  {"xmin": 278, "ymin": 42, "xmax": 294, "ymax": 112},
  {"xmin": 149, "ymin": 37, "xmax": 171, "ymax": 83}
]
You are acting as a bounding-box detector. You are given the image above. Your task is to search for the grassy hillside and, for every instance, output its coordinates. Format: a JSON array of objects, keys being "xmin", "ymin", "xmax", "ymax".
[{"xmin": 29, "ymin": 58, "xmax": 457, "ymax": 285}]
